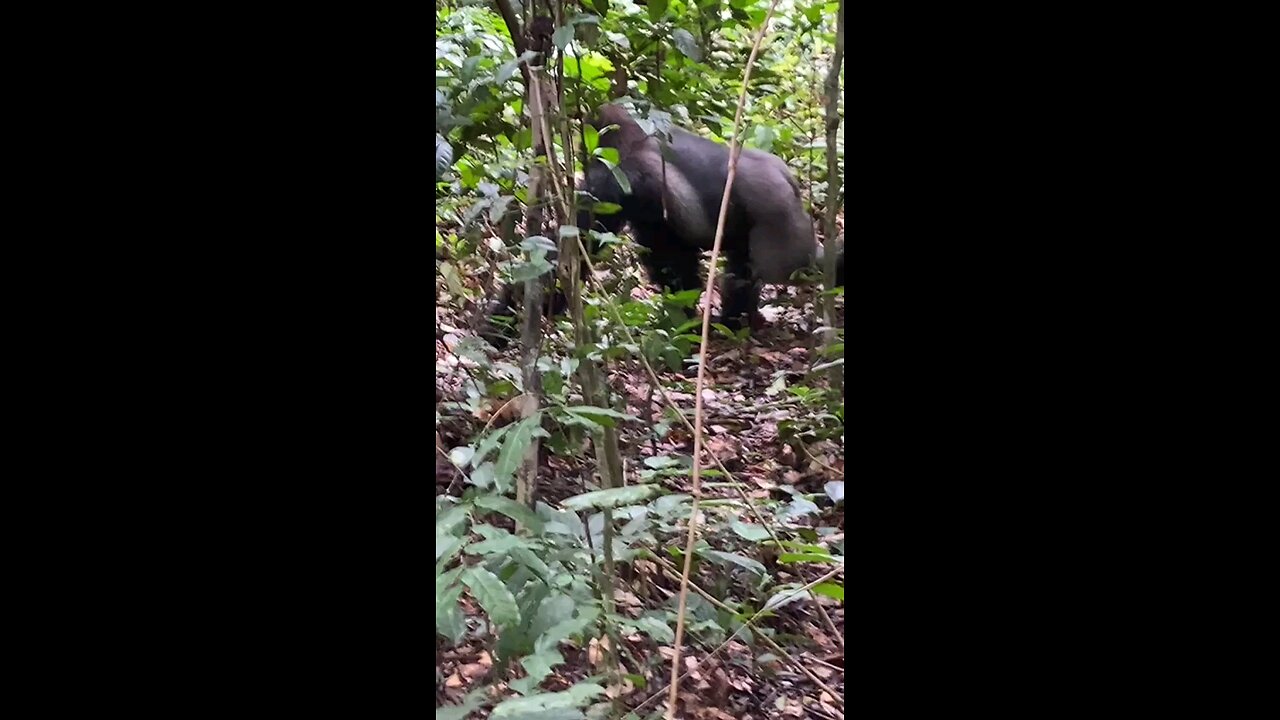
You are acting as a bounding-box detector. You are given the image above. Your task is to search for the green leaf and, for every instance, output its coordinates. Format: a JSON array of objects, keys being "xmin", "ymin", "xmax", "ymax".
[
  {"xmin": 494, "ymin": 414, "xmax": 542, "ymax": 493},
  {"xmin": 643, "ymin": 455, "xmax": 682, "ymax": 469},
  {"xmin": 670, "ymin": 28, "xmax": 702, "ymax": 61},
  {"xmin": 730, "ymin": 520, "xmax": 771, "ymax": 542},
  {"xmin": 812, "ymin": 582, "xmax": 844, "ymax": 602},
  {"xmin": 535, "ymin": 607, "xmax": 599, "ymax": 654},
  {"xmin": 583, "ymin": 124, "xmax": 599, "ymax": 153},
  {"xmin": 436, "ymin": 533, "xmax": 463, "ymax": 563},
  {"xmin": 475, "ymin": 494, "xmax": 545, "ymax": 533},
  {"xmin": 780, "ymin": 496, "xmax": 820, "ymax": 519},
  {"xmin": 563, "ymin": 405, "xmax": 638, "ymax": 428},
  {"xmin": 466, "ymin": 527, "xmax": 522, "ymax": 555},
  {"xmin": 634, "ymin": 615, "xmax": 674, "ymax": 643},
  {"xmin": 521, "ymin": 648, "xmax": 565, "ymax": 685},
  {"xmin": 511, "ymin": 545, "xmax": 552, "ymax": 581},
  {"xmin": 532, "ymin": 592, "xmax": 577, "ymax": 641},
  {"xmin": 651, "ymin": 493, "xmax": 690, "ymax": 515},
  {"xmin": 764, "ymin": 540, "xmax": 827, "ymax": 554},
  {"xmin": 474, "ymin": 425, "xmax": 513, "ymax": 467},
  {"xmin": 462, "ymin": 566, "xmax": 520, "ymax": 628},
  {"xmin": 436, "ymin": 582, "xmax": 466, "ymax": 645},
  {"xmin": 511, "ymin": 255, "xmax": 554, "ymax": 282},
  {"xmin": 647, "ymin": 0, "xmax": 670, "ymax": 21},
  {"xmin": 491, "ymin": 689, "xmax": 593, "ymax": 719},
  {"xmin": 469, "ymin": 462, "xmax": 496, "ymax": 489},
  {"xmin": 560, "ymin": 484, "xmax": 663, "ymax": 512},
  {"xmin": 522, "ymin": 235, "xmax": 558, "ymax": 253},
  {"xmin": 593, "ymin": 0, "xmax": 610, "ymax": 16},
  {"xmin": 778, "ymin": 552, "xmax": 839, "ymax": 564},
  {"xmin": 543, "ymin": 369, "xmax": 564, "ymax": 396},
  {"xmin": 552, "ymin": 25, "xmax": 574, "ymax": 50},
  {"xmin": 605, "ymin": 162, "xmax": 631, "ymax": 194},
  {"xmin": 763, "ymin": 586, "xmax": 806, "ymax": 612},
  {"xmin": 703, "ymin": 549, "xmax": 766, "ymax": 576}
]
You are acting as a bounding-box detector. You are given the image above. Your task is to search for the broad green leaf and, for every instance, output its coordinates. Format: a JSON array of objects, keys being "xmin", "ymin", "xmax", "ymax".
[
  {"xmin": 494, "ymin": 414, "xmax": 542, "ymax": 493},
  {"xmin": 436, "ymin": 582, "xmax": 466, "ymax": 645},
  {"xmin": 560, "ymin": 484, "xmax": 663, "ymax": 512},
  {"xmin": 552, "ymin": 25, "xmax": 574, "ymax": 50},
  {"xmin": 510, "ymin": 255, "xmax": 554, "ymax": 282},
  {"xmin": 491, "ymin": 684, "xmax": 601, "ymax": 719},
  {"xmin": 462, "ymin": 567, "xmax": 520, "ymax": 628},
  {"xmin": 606, "ymin": 163, "xmax": 631, "ymax": 194},
  {"xmin": 521, "ymin": 234, "xmax": 558, "ymax": 253},
  {"xmin": 466, "ymin": 527, "xmax": 522, "ymax": 555},
  {"xmin": 643, "ymin": 455, "xmax": 681, "ymax": 469},
  {"xmin": 670, "ymin": 28, "xmax": 702, "ymax": 61},
  {"xmin": 469, "ymin": 462, "xmax": 495, "ymax": 489},
  {"xmin": 634, "ymin": 615, "xmax": 674, "ymax": 643},
  {"xmin": 562, "ymin": 406, "xmax": 638, "ymax": 423},
  {"xmin": 651, "ymin": 493, "xmax": 690, "ymax": 515},
  {"xmin": 730, "ymin": 520, "xmax": 771, "ymax": 542},
  {"xmin": 763, "ymin": 586, "xmax": 806, "ymax": 611},
  {"xmin": 778, "ymin": 552, "xmax": 839, "ymax": 564},
  {"xmin": 647, "ymin": 0, "xmax": 669, "ymax": 21},
  {"xmin": 812, "ymin": 582, "xmax": 844, "ymax": 602},
  {"xmin": 780, "ymin": 496, "xmax": 820, "ymax": 519},
  {"xmin": 584, "ymin": 124, "xmax": 599, "ymax": 153},
  {"xmin": 564, "ymin": 683, "xmax": 607, "ymax": 705},
  {"xmin": 436, "ymin": 533, "xmax": 463, "ymax": 563},
  {"xmin": 532, "ymin": 592, "xmax": 576, "ymax": 640},
  {"xmin": 511, "ymin": 545, "xmax": 551, "ymax": 581},
  {"xmin": 763, "ymin": 540, "xmax": 827, "ymax": 554},
  {"xmin": 475, "ymin": 494, "xmax": 545, "ymax": 533},
  {"xmin": 703, "ymin": 549, "xmax": 766, "ymax": 576},
  {"xmin": 535, "ymin": 607, "xmax": 599, "ymax": 653},
  {"xmin": 521, "ymin": 648, "xmax": 565, "ymax": 685},
  {"xmin": 543, "ymin": 369, "xmax": 564, "ymax": 396}
]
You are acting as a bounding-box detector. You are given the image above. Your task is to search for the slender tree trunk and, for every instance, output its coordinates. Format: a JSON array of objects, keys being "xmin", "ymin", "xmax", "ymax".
[{"xmin": 821, "ymin": 0, "xmax": 845, "ymax": 392}]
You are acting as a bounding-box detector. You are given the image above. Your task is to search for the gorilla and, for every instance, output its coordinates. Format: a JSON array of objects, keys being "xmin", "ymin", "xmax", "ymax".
[{"xmin": 483, "ymin": 103, "xmax": 842, "ymax": 342}]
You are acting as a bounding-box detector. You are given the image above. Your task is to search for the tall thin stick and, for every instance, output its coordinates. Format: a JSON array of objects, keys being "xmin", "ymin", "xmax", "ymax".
[{"xmin": 665, "ymin": 2, "xmax": 784, "ymax": 717}]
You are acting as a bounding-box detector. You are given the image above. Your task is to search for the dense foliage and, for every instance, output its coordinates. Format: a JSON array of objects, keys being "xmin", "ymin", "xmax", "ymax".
[{"xmin": 436, "ymin": 1, "xmax": 844, "ymax": 718}]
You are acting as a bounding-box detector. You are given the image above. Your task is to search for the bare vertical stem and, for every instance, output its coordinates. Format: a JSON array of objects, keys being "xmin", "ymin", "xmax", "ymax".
[
  {"xmin": 665, "ymin": 2, "xmax": 784, "ymax": 718},
  {"xmin": 821, "ymin": 0, "xmax": 845, "ymax": 393}
]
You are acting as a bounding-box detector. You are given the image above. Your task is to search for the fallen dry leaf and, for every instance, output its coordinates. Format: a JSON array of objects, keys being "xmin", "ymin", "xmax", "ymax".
[{"xmin": 587, "ymin": 636, "xmax": 611, "ymax": 667}]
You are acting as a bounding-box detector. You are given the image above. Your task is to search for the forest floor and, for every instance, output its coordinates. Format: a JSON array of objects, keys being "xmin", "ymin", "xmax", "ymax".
[{"xmin": 436, "ymin": 271, "xmax": 845, "ymax": 719}]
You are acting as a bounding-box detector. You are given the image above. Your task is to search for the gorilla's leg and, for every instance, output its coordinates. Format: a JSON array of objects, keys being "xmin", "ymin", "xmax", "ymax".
[
  {"xmin": 719, "ymin": 250, "xmax": 760, "ymax": 331},
  {"xmin": 636, "ymin": 224, "xmax": 702, "ymax": 292},
  {"xmin": 479, "ymin": 257, "xmax": 580, "ymax": 348}
]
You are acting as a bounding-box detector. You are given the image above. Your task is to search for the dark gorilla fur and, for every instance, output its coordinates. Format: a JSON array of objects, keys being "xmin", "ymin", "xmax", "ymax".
[{"xmin": 484, "ymin": 103, "xmax": 842, "ymax": 342}]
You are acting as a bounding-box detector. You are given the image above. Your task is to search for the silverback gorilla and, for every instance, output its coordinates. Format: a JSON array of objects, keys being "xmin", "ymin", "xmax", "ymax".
[{"xmin": 484, "ymin": 103, "xmax": 842, "ymax": 342}]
